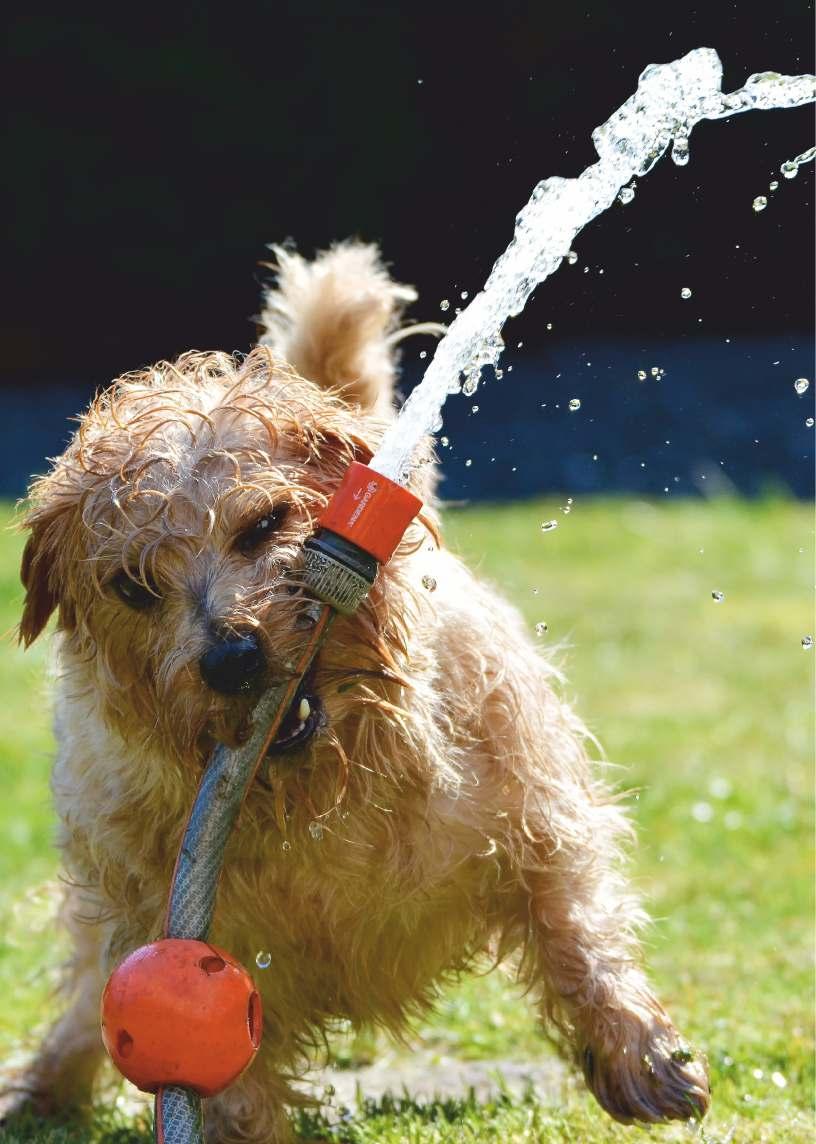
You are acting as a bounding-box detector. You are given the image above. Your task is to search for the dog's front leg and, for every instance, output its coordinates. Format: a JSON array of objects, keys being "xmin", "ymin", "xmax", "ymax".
[
  {"xmin": 1, "ymin": 888, "xmax": 107, "ymax": 1119},
  {"xmin": 510, "ymin": 782, "xmax": 710, "ymax": 1124},
  {"xmin": 205, "ymin": 1049, "xmax": 307, "ymax": 1144}
]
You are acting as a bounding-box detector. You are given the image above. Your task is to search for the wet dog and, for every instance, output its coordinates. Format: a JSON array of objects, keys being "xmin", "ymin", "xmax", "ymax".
[{"xmin": 10, "ymin": 244, "xmax": 708, "ymax": 1140}]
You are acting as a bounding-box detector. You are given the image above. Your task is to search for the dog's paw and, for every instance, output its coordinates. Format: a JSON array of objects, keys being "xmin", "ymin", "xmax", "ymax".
[
  {"xmin": 0, "ymin": 1082, "xmax": 60, "ymax": 1126},
  {"xmin": 582, "ymin": 1033, "xmax": 710, "ymax": 1124}
]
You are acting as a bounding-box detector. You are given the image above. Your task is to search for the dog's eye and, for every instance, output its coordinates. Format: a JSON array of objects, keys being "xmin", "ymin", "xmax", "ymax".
[
  {"xmin": 111, "ymin": 570, "xmax": 160, "ymax": 611},
  {"xmin": 235, "ymin": 506, "xmax": 288, "ymax": 555}
]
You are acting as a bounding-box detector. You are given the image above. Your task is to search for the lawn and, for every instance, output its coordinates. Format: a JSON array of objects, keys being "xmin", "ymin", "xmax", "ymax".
[{"xmin": 0, "ymin": 495, "xmax": 813, "ymax": 1143}]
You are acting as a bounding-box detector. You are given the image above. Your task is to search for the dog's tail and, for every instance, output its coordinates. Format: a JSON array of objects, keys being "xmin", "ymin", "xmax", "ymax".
[{"xmin": 258, "ymin": 242, "xmax": 443, "ymax": 414}]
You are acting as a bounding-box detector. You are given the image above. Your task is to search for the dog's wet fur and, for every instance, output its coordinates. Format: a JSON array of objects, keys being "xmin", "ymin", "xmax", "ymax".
[{"xmin": 6, "ymin": 244, "xmax": 708, "ymax": 1140}]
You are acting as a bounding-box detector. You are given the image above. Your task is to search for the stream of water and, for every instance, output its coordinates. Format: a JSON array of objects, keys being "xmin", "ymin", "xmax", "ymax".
[{"xmin": 369, "ymin": 47, "xmax": 815, "ymax": 484}]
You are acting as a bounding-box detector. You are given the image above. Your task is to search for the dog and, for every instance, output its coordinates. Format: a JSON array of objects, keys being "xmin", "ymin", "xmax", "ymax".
[{"xmin": 9, "ymin": 243, "xmax": 709, "ymax": 1140}]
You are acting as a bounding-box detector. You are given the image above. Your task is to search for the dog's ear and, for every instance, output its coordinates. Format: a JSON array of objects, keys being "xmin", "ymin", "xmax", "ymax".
[
  {"xmin": 19, "ymin": 508, "xmax": 72, "ymax": 646},
  {"xmin": 259, "ymin": 242, "xmax": 427, "ymax": 416}
]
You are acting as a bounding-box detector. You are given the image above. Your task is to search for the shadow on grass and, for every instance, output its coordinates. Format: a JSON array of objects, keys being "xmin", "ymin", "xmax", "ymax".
[{"xmin": 295, "ymin": 1085, "xmax": 538, "ymax": 1141}]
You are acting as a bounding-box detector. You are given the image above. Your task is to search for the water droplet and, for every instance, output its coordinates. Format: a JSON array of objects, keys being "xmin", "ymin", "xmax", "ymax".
[
  {"xmin": 281, "ymin": 840, "xmax": 291, "ymax": 852},
  {"xmin": 637, "ymin": 369, "xmax": 648, "ymax": 381},
  {"xmin": 439, "ymin": 299, "xmax": 450, "ymax": 312},
  {"xmin": 531, "ymin": 586, "xmax": 540, "ymax": 595},
  {"xmin": 568, "ymin": 398, "xmax": 581, "ymax": 412},
  {"xmin": 540, "ymin": 520, "xmax": 558, "ymax": 532},
  {"xmin": 421, "ymin": 575, "xmax": 437, "ymax": 592},
  {"xmin": 535, "ymin": 622, "xmax": 548, "ymax": 637},
  {"xmin": 419, "ymin": 350, "xmax": 427, "ymax": 360},
  {"xmin": 709, "ymin": 776, "xmax": 732, "ymax": 799},
  {"xmin": 802, "ymin": 636, "xmax": 813, "ymax": 650},
  {"xmin": 752, "ymin": 195, "xmax": 768, "ymax": 212},
  {"xmin": 567, "ymin": 250, "xmax": 578, "ymax": 264},
  {"xmin": 650, "ymin": 366, "xmax": 661, "ymax": 377},
  {"xmin": 692, "ymin": 801, "xmax": 714, "ymax": 823},
  {"xmin": 806, "ymin": 418, "xmax": 814, "ymax": 428},
  {"xmin": 416, "ymin": 78, "xmax": 423, "ymax": 85},
  {"xmin": 681, "ymin": 287, "xmax": 692, "ymax": 299},
  {"xmin": 712, "ymin": 590, "xmax": 725, "ymax": 603},
  {"xmin": 517, "ymin": 340, "xmax": 524, "ymax": 349},
  {"xmin": 471, "ymin": 404, "xmax": 479, "ymax": 413},
  {"xmin": 440, "ymin": 435, "xmax": 449, "ymax": 446},
  {"xmin": 255, "ymin": 950, "xmax": 272, "ymax": 969},
  {"xmin": 618, "ymin": 184, "xmax": 636, "ymax": 204},
  {"xmin": 794, "ymin": 377, "xmax": 810, "ymax": 395},
  {"xmin": 464, "ymin": 458, "xmax": 472, "ymax": 468},
  {"xmin": 308, "ymin": 820, "xmax": 324, "ymax": 841},
  {"xmin": 780, "ymin": 160, "xmax": 798, "ymax": 179},
  {"xmin": 546, "ymin": 322, "xmax": 553, "ymax": 331},
  {"xmin": 561, "ymin": 504, "xmax": 571, "ymax": 514},
  {"xmin": 495, "ymin": 368, "xmax": 504, "ymax": 380},
  {"xmin": 460, "ymin": 290, "xmax": 469, "ymax": 300},
  {"xmin": 771, "ymin": 1071, "xmax": 788, "ymax": 1088},
  {"xmin": 769, "ymin": 179, "xmax": 779, "ymax": 191}
]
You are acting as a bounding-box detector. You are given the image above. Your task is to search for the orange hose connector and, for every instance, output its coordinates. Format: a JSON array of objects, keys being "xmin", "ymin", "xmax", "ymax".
[{"xmin": 318, "ymin": 461, "xmax": 422, "ymax": 563}]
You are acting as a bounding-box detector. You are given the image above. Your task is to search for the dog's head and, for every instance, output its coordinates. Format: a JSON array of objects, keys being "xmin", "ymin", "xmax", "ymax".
[{"xmin": 20, "ymin": 345, "xmax": 435, "ymax": 774}]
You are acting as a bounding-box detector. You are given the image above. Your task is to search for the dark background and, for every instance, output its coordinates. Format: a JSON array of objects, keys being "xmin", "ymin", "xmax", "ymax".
[{"xmin": 3, "ymin": 2, "xmax": 814, "ymax": 500}]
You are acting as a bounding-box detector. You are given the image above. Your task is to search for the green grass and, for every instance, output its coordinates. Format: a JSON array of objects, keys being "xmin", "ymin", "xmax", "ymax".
[{"xmin": 1, "ymin": 496, "xmax": 813, "ymax": 1142}]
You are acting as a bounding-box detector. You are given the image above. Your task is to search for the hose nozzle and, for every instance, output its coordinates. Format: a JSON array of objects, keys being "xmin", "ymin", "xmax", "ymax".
[{"xmin": 303, "ymin": 462, "xmax": 422, "ymax": 613}]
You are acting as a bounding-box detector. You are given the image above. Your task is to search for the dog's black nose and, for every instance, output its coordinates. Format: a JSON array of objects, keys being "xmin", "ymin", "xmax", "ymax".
[{"xmin": 199, "ymin": 633, "xmax": 266, "ymax": 695}]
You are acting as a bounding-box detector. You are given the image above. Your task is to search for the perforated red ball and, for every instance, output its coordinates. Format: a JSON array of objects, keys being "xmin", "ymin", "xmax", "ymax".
[{"xmin": 101, "ymin": 938, "xmax": 262, "ymax": 1097}]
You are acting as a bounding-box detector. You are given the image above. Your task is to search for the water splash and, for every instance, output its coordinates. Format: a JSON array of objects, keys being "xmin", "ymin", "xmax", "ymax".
[{"xmin": 369, "ymin": 49, "xmax": 815, "ymax": 483}]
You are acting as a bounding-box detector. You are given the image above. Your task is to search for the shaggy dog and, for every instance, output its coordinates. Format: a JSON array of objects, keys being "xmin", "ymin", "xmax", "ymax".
[{"xmin": 9, "ymin": 244, "xmax": 708, "ymax": 1140}]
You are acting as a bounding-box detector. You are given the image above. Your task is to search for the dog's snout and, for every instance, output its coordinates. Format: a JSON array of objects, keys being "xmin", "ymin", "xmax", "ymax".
[{"xmin": 199, "ymin": 632, "xmax": 266, "ymax": 695}]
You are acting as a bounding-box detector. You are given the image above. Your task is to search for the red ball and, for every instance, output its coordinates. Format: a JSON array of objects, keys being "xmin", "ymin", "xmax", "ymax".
[{"xmin": 101, "ymin": 939, "xmax": 262, "ymax": 1097}]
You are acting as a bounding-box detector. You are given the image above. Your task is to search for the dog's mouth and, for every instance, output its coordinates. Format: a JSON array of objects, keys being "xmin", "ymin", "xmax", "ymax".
[{"xmin": 265, "ymin": 674, "xmax": 325, "ymax": 756}]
